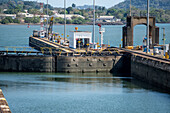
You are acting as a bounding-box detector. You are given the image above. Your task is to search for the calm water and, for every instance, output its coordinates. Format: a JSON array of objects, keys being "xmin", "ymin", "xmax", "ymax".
[
  {"xmin": 0, "ymin": 24, "xmax": 170, "ymax": 113},
  {"xmin": 0, "ymin": 24, "xmax": 170, "ymax": 47},
  {"xmin": 0, "ymin": 72, "xmax": 170, "ymax": 113}
]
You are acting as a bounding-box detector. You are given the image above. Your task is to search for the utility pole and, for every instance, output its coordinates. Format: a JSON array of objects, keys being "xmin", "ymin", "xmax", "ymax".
[
  {"xmin": 46, "ymin": 0, "xmax": 49, "ymax": 39},
  {"xmin": 146, "ymin": 0, "xmax": 150, "ymax": 53},
  {"xmin": 64, "ymin": 0, "xmax": 66, "ymax": 43},
  {"xmin": 162, "ymin": 28, "xmax": 165, "ymax": 54},
  {"xmin": 93, "ymin": 0, "xmax": 95, "ymax": 48},
  {"xmin": 130, "ymin": 0, "xmax": 131, "ymax": 16},
  {"xmin": 162, "ymin": 28, "xmax": 165, "ymax": 45}
]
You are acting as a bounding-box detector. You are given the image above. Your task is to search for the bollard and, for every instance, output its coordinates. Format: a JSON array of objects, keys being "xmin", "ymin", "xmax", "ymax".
[{"xmin": 165, "ymin": 52, "xmax": 169, "ymax": 59}]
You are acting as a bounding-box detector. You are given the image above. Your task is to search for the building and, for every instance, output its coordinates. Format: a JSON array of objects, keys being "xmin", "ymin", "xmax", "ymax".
[
  {"xmin": 69, "ymin": 31, "xmax": 92, "ymax": 49},
  {"xmin": 17, "ymin": 13, "xmax": 34, "ymax": 18},
  {"xmin": 116, "ymin": 19, "xmax": 121, "ymax": 22},
  {"xmin": 17, "ymin": 13, "xmax": 49, "ymax": 18},
  {"xmin": 53, "ymin": 14, "xmax": 85, "ymax": 20},
  {"xmin": 97, "ymin": 16, "xmax": 115, "ymax": 22},
  {"xmin": 0, "ymin": 14, "xmax": 16, "ymax": 19}
]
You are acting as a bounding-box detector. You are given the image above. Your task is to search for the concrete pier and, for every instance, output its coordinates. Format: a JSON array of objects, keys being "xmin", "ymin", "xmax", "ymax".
[
  {"xmin": 0, "ymin": 89, "xmax": 11, "ymax": 113},
  {"xmin": 29, "ymin": 37, "xmax": 74, "ymax": 53},
  {"xmin": 131, "ymin": 53, "xmax": 170, "ymax": 90},
  {"xmin": 56, "ymin": 55, "xmax": 128, "ymax": 73},
  {"xmin": 0, "ymin": 55, "xmax": 129, "ymax": 74},
  {"xmin": 0, "ymin": 55, "xmax": 55, "ymax": 72}
]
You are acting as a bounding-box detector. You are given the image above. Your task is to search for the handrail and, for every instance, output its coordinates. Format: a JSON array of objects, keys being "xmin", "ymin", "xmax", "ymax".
[{"xmin": 120, "ymin": 48, "xmax": 170, "ymax": 62}]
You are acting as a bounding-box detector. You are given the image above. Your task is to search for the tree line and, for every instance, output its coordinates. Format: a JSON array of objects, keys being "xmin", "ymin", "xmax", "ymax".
[{"xmin": 0, "ymin": 1, "xmax": 170, "ymax": 24}]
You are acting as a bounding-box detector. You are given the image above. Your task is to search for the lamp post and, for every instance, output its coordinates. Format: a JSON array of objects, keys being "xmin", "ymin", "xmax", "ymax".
[
  {"xmin": 64, "ymin": 0, "xmax": 66, "ymax": 43},
  {"xmin": 46, "ymin": 0, "xmax": 49, "ymax": 39},
  {"xmin": 93, "ymin": 0, "xmax": 95, "ymax": 48},
  {"xmin": 162, "ymin": 28, "xmax": 165, "ymax": 45},
  {"xmin": 146, "ymin": 0, "xmax": 150, "ymax": 53},
  {"xmin": 130, "ymin": 0, "xmax": 131, "ymax": 16},
  {"xmin": 162, "ymin": 28, "xmax": 165, "ymax": 55}
]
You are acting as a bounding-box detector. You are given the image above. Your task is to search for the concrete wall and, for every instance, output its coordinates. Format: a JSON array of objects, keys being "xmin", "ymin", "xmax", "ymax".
[
  {"xmin": 131, "ymin": 55, "xmax": 170, "ymax": 90},
  {"xmin": 0, "ymin": 55, "xmax": 131, "ymax": 74},
  {"xmin": 110, "ymin": 53, "xmax": 131, "ymax": 75},
  {"xmin": 56, "ymin": 55, "xmax": 129, "ymax": 73},
  {"xmin": 0, "ymin": 56, "xmax": 55, "ymax": 72}
]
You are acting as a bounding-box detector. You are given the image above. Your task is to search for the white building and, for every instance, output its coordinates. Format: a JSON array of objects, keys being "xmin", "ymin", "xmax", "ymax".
[
  {"xmin": 17, "ymin": 13, "xmax": 49, "ymax": 18},
  {"xmin": 97, "ymin": 16, "xmax": 115, "ymax": 22},
  {"xmin": 18, "ymin": 13, "xmax": 34, "ymax": 18},
  {"xmin": 69, "ymin": 31, "xmax": 92, "ymax": 49},
  {"xmin": 53, "ymin": 14, "xmax": 85, "ymax": 20},
  {"xmin": 0, "ymin": 14, "xmax": 16, "ymax": 19},
  {"xmin": 116, "ymin": 19, "xmax": 121, "ymax": 22}
]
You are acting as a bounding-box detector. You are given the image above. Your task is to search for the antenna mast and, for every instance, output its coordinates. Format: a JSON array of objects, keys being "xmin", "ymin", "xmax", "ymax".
[
  {"xmin": 40, "ymin": 2, "xmax": 44, "ymax": 31},
  {"xmin": 93, "ymin": 0, "xmax": 95, "ymax": 48},
  {"xmin": 130, "ymin": 0, "xmax": 131, "ymax": 16},
  {"xmin": 64, "ymin": 0, "xmax": 66, "ymax": 43}
]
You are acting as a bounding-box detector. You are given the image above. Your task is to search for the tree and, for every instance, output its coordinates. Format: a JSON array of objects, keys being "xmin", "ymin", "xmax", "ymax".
[
  {"xmin": 43, "ymin": 9, "xmax": 54, "ymax": 16},
  {"xmin": 66, "ymin": 7, "xmax": 73, "ymax": 14},
  {"xmin": 72, "ymin": 17, "xmax": 85, "ymax": 24},
  {"xmin": 28, "ymin": 9, "xmax": 40, "ymax": 15},
  {"xmin": 13, "ymin": 18, "xmax": 20, "ymax": 23},
  {"xmin": 24, "ymin": 17, "xmax": 32, "ymax": 23},
  {"xmin": 60, "ymin": 10, "xmax": 68, "ymax": 14},
  {"xmin": 54, "ymin": 17, "xmax": 64, "ymax": 24},
  {"xmin": 32, "ymin": 17, "xmax": 40, "ymax": 23},
  {"xmin": 72, "ymin": 3, "xmax": 76, "ymax": 8},
  {"xmin": 102, "ymin": 7, "xmax": 105, "ymax": 11},
  {"xmin": 74, "ymin": 10, "xmax": 81, "ymax": 15},
  {"xmin": 98, "ymin": 7, "xmax": 102, "ymax": 11},
  {"xmin": 44, "ymin": 4, "xmax": 54, "ymax": 10},
  {"xmin": 4, "ymin": 9, "xmax": 19, "ymax": 14},
  {"xmin": 106, "ymin": 8, "xmax": 117, "ymax": 15},
  {"xmin": 5, "ymin": 17, "xmax": 13, "ymax": 23},
  {"xmin": 121, "ymin": 17, "xmax": 126, "ymax": 21},
  {"xmin": 66, "ymin": 19, "xmax": 72, "ymax": 24},
  {"xmin": 1, "ymin": 19, "xmax": 9, "ymax": 24}
]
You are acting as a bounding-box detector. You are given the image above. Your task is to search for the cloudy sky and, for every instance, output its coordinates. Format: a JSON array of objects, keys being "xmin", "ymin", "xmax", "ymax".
[{"xmin": 26, "ymin": 0, "xmax": 125, "ymax": 8}]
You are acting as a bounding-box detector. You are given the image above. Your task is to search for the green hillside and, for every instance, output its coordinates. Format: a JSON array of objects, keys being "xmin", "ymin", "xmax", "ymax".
[
  {"xmin": 0, "ymin": 0, "xmax": 53, "ymax": 10},
  {"xmin": 113, "ymin": 0, "xmax": 170, "ymax": 10}
]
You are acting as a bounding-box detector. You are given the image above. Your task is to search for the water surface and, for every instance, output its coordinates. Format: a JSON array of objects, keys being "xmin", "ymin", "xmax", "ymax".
[
  {"xmin": 0, "ymin": 24, "xmax": 170, "ymax": 48},
  {"xmin": 0, "ymin": 72, "xmax": 170, "ymax": 113},
  {"xmin": 0, "ymin": 24, "xmax": 170, "ymax": 113}
]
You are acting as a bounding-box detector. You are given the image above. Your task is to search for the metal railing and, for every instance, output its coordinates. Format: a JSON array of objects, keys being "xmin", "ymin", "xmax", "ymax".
[{"xmin": 0, "ymin": 46, "xmax": 123, "ymax": 57}]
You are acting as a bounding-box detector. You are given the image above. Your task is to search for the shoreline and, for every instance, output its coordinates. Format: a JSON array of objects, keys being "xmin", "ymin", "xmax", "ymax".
[
  {"xmin": 0, "ymin": 22, "xmax": 169, "ymax": 26},
  {"xmin": 0, "ymin": 23, "xmax": 125, "ymax": 25}
]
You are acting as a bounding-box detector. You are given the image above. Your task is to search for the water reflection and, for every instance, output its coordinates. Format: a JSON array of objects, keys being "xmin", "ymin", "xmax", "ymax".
[
  {"xmin": 0, "ymin": 72, "xmax": 169, "ymax": 94},
  {"xmin": 0, "ymin": 72, "xmax": 170, "ymax": 113}
]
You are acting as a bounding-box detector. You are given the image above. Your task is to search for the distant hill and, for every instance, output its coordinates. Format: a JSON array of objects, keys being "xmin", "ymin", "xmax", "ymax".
[
  {"xmin": 0, "ymin": 0, "xmax": 53, "ymax": 10},
  {"xmin": 0, "ymin": 0, "xmax": 22, "ymax": 4},
  {"xmin": 113, "ymin": 0, "xmax": 170, "ymax": 10}
]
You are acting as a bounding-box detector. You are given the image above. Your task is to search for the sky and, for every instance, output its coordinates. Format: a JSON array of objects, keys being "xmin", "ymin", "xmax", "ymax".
[{"xmin": 26, "ymin": 0, "xmax": 125, "ymax": 8}]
